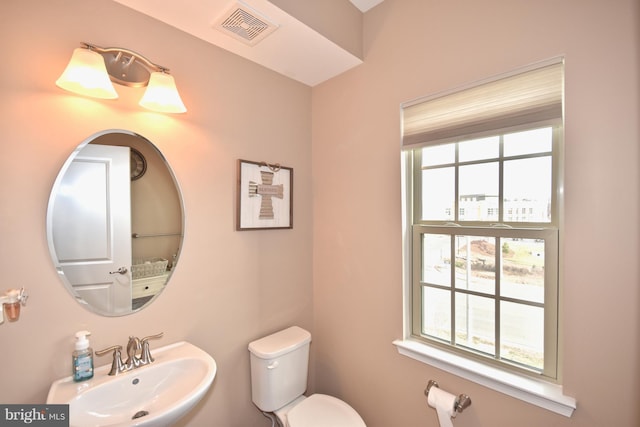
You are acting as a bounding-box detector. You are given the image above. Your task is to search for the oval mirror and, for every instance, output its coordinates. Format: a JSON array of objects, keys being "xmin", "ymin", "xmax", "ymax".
[{"xmin": 46, "ymin": 130, "xmax": 184, "ymax": 316}]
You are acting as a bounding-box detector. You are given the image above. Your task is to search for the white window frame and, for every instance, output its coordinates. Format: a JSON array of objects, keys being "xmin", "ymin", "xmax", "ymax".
[
  {"xmin": 394, "ymin": 59, "xmax": 576, "ymax": 417},
  {"xmin": 413, "ymin": 225, "xmax": 559, "ymax": 376}
]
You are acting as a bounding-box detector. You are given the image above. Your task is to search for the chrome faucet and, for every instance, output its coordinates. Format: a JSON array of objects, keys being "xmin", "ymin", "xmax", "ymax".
[
  {"xmin": 97, "ymin": 332, "xmax": 164, "ymax": 376},
  {"xmin": 125, "ymin": 336, "xmax": 142, "ymax": 369}
]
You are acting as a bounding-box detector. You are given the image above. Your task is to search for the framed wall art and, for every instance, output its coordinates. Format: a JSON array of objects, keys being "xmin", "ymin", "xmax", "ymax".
[{"xmin": 237, "ymin": 159, "xmax": 293, "ymax": 230}]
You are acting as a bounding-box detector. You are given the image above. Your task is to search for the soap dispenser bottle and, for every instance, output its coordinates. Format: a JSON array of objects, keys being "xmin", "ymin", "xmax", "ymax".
[{"xmin": 72, "ymin": 330, "xmax": 94, "ymax": 382}]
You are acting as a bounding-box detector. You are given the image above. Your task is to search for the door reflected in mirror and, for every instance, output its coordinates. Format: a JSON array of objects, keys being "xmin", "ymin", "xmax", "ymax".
[{"xmin": 46, "ymin": 130, "xmax": 183, "ymax": 316}]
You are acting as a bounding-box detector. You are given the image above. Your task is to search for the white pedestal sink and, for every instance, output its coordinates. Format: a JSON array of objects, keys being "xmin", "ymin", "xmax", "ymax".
[{"xmin": 47, "ymin": 341, "xmax": 216, "ymax": 426}]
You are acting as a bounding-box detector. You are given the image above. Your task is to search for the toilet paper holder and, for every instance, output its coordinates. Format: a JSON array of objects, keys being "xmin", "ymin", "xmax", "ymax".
[{"xmin": 425, "ymin": 380, "xmax": 472, "ymax": 414}]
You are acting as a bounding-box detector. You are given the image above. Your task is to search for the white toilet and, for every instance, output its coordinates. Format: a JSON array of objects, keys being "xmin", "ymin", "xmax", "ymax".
[{"xmin": 249, "ymin": 326, "xmax": 366, "ymax": 427}]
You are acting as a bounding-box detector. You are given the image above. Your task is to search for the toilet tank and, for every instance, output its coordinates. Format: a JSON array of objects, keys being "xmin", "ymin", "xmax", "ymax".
[{"xmin": 248, "ymin": 326, "xmax": 312, "ymax": 412}]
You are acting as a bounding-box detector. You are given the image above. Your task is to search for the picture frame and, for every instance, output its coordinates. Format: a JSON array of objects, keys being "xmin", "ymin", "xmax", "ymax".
[{"xmin": 237, "ymin": 159, "xmax": 293, "ymax": 230}]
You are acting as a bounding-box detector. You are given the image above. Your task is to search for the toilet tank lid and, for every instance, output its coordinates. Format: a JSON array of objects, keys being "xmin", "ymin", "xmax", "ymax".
[{"xmin": 249, "ymin": 326, "xmax": 311, "ymax": 359}]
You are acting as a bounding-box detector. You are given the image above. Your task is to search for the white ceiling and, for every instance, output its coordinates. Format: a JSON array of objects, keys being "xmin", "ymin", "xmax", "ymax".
[{"xmin": 113, "ymin": 0, "xmax": 383, "ymax": 86}]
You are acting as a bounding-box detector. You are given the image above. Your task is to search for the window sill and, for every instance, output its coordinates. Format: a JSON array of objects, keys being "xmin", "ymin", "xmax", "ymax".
[{"xmin": 393, "ymin": 338, "xmax": 576, "ymax": 417}]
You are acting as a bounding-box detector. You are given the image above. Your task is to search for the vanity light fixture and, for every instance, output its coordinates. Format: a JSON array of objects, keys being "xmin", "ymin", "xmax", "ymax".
[
  {"xmin": 56, "ymin": 42, "xmax": 187, "ymax": 113},
  {"xmin": 56, "ymin": 46, "xmax": 118, "ymax": 99},
  {"xmin": 138, "ymin": 71, "xmax": 186, "ymax": 114}
]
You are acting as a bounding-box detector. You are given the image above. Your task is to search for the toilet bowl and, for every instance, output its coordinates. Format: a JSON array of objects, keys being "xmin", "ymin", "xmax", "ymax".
[
  {"xmin": 249, "ymin": 326, "xmax": 366, "ymax": 427},
  {"xmin": 286, "ymin": 394, "xmax": 365, "ymax": 427}
]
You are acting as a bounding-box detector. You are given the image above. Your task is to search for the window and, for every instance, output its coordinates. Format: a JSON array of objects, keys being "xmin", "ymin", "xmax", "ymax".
[
  {"xmin": 396, "ymin": 58, "xmax": 575, "ymax": 416},
  {"xmin": 411, "ymin": 125, "xmax": 559, "ymax": 379}
]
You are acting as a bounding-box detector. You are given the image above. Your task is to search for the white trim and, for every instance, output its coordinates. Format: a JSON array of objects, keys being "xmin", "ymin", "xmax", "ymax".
[{"xmin": 392, "ymin": 338, "xmax": 576, "ymax": 417}]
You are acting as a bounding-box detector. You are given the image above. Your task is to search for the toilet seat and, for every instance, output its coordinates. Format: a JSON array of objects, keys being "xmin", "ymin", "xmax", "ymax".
[{"xmin": 286, "ymin": 394, "xmax": 366, "ymax": 427}]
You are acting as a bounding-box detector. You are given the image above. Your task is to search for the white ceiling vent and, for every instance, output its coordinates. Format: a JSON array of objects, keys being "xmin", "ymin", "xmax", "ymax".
[{"xmin": 213, "ymin": 2, "xmax": 278, "ymax": 46}]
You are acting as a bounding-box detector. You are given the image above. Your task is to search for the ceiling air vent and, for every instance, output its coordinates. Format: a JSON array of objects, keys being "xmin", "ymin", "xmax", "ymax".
[{"xmin": 214, "ymin": 2, "xmax": 278, "ymax": 46}]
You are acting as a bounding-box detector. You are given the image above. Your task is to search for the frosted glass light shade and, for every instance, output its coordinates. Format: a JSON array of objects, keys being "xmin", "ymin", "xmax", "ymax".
[
  {"xmin": 139, "ymin": 72, "xmax": 187, "ymax": 113},
  {"xmin": 55, "ymin": 48, "xmax": 118, "ymax": 99}
]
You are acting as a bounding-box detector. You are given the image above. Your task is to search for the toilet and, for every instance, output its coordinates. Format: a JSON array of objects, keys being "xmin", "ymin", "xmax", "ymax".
[{"xmin": 249, "ymin": 326, "xmax": 366, "ymax": 427}]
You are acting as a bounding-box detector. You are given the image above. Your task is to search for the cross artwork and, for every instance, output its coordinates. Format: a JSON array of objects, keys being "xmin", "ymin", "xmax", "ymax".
[
  {"xmin": 238, "ymin": 159, "xmax": 292, "ymax": 230},
  {"xmin": 248, "ymin": 170, "xmax": 284, "ymax": 220}
]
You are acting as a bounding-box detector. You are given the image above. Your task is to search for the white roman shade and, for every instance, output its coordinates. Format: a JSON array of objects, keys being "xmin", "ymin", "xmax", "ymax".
[{"xmin": 402, "ymin": 58, "xmax": 564, "ymax": 148}]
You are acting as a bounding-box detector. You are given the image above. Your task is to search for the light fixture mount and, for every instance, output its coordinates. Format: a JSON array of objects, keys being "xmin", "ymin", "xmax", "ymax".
[
  {"xmin": 82, "ymin": 42, "xmax": 168, "ymax": 88},
  {"xmin": 57, "ymin": 42, "xmax": 186, "ymax": 113}
]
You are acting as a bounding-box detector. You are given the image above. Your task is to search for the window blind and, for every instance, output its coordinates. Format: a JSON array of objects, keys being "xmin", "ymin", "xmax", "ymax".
[{"xmin": 401, "ymin": 58, "xmax": 564, "ymax": 148}]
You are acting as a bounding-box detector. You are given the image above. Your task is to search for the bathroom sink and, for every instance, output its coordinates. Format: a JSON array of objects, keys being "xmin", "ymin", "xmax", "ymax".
[{"xmin": 46, "ymin": 341, "xmax": 216, "ymax": 426}]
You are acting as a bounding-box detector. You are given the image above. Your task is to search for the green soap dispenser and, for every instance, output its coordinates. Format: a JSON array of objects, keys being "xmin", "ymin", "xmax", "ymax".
[{"xmin": 72, "ymin": 330, "xmax": 94, "ymax": 382}]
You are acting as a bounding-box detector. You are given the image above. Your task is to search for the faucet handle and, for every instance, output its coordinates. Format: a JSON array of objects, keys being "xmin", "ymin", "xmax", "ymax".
[
  {"xmin": 96, "ymin": 345, "xmax": 124, "ymax": 376},
  {"xmin": 139, "ymin": 332, "xmax": 164, "ymax": 365},
  {"xmin": 141, "ymin": 332, "xmax": 164, "ymax": 342}
]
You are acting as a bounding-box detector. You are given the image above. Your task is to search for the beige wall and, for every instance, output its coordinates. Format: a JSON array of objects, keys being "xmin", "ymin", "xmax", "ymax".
[
  {"xmin": 1, "ymin": 0, "xmax": 639, "ymax": 426},
  {"xmin": 312, "ymin": 0, "xmax": 639, "ymax": 426},
  {"xmin": 0, "ymin": 1, "xmax": 312, "ymax": 426}
]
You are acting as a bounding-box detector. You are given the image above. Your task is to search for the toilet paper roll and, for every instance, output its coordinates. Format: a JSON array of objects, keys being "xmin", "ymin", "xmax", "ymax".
[{"xmin": 427, "ymin": 387, "xmax": 457, "ymax": 427}]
